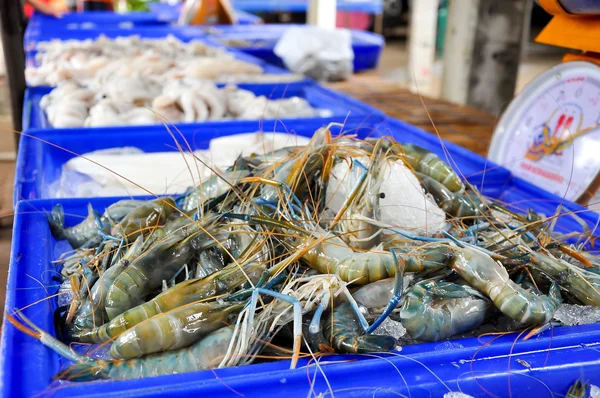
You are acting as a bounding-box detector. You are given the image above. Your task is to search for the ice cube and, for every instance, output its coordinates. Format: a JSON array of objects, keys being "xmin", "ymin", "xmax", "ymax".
[
  {"xmin": 58, "ymin": 280, "xmax": 75, "ymax": 308},
  {"xmin": 553, "ymin": 304, "xmax": 600, "ymax": 326},
  {"xmin": 373, "ymin": 317, "xmax": 407, "ymax": 339},
  {"xmin": 444, "ymin": 393, "xmax": 474, "ymax": 398}
]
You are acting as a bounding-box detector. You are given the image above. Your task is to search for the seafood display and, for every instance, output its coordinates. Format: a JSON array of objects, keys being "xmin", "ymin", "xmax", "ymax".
[
  {"xmin": 41, "ymin": 78, "xmax": 329, "ymax": 128},
  {"xmin": 26, "ymin": 35, "xmax": 300, "ymax": 87},
  {"xmin": 8, "ymin": 126, "xmax": 600, "ymax": 386}
]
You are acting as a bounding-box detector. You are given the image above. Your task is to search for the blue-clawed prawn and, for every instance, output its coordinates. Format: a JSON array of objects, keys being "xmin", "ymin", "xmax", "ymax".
[
  {"xmin": 6, "ymin": 311, "xmax": 234, "ymax": 381},
  {"xmin": 451, "ymin": 246, "xmax": 562, "ymax": 325},
  {"xmin": 399, "ymin": 143, "xmax": 465, "ymax": 193},
  {"xmin": 69, "ymin": 260, "xmax": 265, "ymax": 343},
  {"xmin": 104, "ymin": 217, "xmax": 224, "ymax": 319},
  {"xmin": 109, "ymin": 301, "xmax": 243, "ymax": 359},
  {"xmin": 400, "ymin": 279, "xmax": 491, "ymax": 341},
  {"xmin": 73, "ymin": 235, "xmax": 146, "ymax": 328},
  {"xmin": 530, "ymin": 251, "xmax": 600, "ymax": 306},
  {"xmin": 48, "ymin": 200, "xmax": 149, "ymax": 249}
]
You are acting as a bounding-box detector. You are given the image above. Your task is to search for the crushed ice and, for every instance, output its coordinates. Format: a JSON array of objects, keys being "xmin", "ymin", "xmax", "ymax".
[
  {"xmin": 373, "ymin": 317, "xmax": 407, "ymax": 339},
  {"xmin": 58, "ymin": 280, "xmax": 75, "ymax": 308},
  {"xmin": 444, "ymin": 393, "xmax": 474, "ymax": 398},
  {"xmin": 553, "ymin": 304, "xmax": 600, "ymax": 326}
]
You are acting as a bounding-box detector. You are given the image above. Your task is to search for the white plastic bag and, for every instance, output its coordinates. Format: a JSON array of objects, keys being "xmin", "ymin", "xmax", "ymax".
[{"xmin": 274, "ymin": 27, "xmax": 354, "ymax": 82}]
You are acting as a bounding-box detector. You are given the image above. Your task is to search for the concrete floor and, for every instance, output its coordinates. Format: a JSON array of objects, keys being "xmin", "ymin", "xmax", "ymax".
[{"xmin": 0, "ymin": 38, "xmax": 562, "ymax": 322}]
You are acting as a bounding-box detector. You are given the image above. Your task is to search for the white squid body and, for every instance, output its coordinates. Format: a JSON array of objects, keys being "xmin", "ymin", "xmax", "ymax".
[
  {"xmin": 41, "ymin": 83, "xmax": 95, "ymax": 128},
  {"xmin": 326, "ymin": 157, "xmax": 446, "ymax": 237},
  {"xmin": 59, "ymin": 132, "xmax": 308, "ymax": 198},
  {"xmin": 208, "ymin": 132, "xmax": 310, "ymax": 167}
]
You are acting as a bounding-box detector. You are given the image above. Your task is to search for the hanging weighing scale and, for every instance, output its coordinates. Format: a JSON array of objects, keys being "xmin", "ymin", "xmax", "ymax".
[
  {"xmin": 488, "ymin": 61, "xmax": 600, "ymax": 203},
  {"xmin": 488, "ymin": 0, "xmax": 600, "ymax": 208}
]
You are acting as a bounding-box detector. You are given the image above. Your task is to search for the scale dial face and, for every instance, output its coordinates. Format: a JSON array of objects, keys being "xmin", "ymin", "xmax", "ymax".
[{"xmin": 489, "ymin": 61, "xmax": 600, "ymax": 202}]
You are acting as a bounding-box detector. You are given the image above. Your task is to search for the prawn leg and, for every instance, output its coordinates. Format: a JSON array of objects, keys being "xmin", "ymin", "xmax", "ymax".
[
  {"xmin": 367, "ymin": 250, "xmax": 404, "ymax": 333},
  {"xmin": 252, "ymin": 287, "xmax": 302, "ymax": 369},
  {"xmin": 324, "ymin": 302, "xmax": 396, "ymax": 354},
  {"xmin": 6, "ymin": 311, "xmax": 84, "ymax": 364},
  {"xmin": 523, "ymin": 321, "xmax": 562, "ymax": 340}
]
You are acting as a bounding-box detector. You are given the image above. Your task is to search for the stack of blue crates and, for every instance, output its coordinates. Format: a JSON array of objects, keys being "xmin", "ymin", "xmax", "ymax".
[{"xmin": 4, "ymin": 11, "xmax": 600, "ymax": 397}]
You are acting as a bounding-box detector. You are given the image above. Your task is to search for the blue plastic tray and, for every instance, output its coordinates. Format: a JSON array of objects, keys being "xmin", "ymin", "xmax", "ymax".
[
  {"xmin": 22, "ymin": 82, "xmax": 384, "ymax": 131},
  {"xmin": 27, "ymin": 10, "xmax": 172, "ymax": 28},
  {"xmin": 23, "ymin": 30, "xmax": 288, "ymax": 82},
  {"xmin": 15, "ymin": 116, "xmax": 506, "ymax": 205},
  {"xmin": 230, "ymin": 0, "xmax": 383, "ymax": 14},
  {"xmin": 14, "ymin": 119, "xmax": 380, "ymax": 202},
  {"xmin": 24, "ymin": 25, "xmax": 210, "ymax": 52},
  {"xmin": 3, "ymin": 193, "xmax": 600, "ymax": 397},
  {"xmin": 204, "ymin": 24, "xmax": 384, "ymax": 72}
]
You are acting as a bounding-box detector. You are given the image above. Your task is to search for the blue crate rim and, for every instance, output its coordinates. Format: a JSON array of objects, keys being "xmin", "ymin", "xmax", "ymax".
[{"xmin": 22, "ymin": 81, "xmax": 385, "ymax": 131}]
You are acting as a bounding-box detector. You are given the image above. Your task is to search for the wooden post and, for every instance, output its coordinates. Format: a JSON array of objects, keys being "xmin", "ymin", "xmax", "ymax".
[
  {"xmin": 307, "ymin": 0, "xmax": 337, "ymax": 29},
  {"xmin": 441, "ymin": 0, "xmax": 480, "ymax": 105},
  {"xmin": 407, "ymin": 0, "xmax": 440, "ymax": 97}
]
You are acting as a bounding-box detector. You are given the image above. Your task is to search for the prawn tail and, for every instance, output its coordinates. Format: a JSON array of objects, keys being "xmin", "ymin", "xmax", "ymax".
[
  {"xmin": 47, "ymin": 203, "xmax": 66, "ymax": 240},
  {"xmin": 57, "ymin": 362, "xmax": 112, "ymax": 382},
  {"xmin": 65, "ymin": 323, "xmax": 96, "ymax": 343},
  {"xmin": 355, "ymin": 334, "xmax": 397, "ymax": 353},
  {"xmin": 566, "ymin": 379, "xmax": 590, "ymax": 398},
  {"xmin": 5, "ymin": 310, "xmax": 83, "ymax": 363}
]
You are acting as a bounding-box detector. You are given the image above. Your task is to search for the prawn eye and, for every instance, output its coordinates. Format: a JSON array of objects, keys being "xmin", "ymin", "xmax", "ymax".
[
  {"xmin": 121, "ymin": 259, "xmax": 130, "ymax": 266},
  {"xmin": 379, "ymin": 192, "xmax": 386, "ymax": 199},
  {"xmin": 558, "ymin": 271, "xmax": 567, "ymax": 282}
]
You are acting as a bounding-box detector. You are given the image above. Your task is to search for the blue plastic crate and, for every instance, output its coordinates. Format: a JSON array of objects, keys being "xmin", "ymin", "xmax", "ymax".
[
  {"xmin": 22, "ymin": 82, "xmax": 384, "ymax": 132},
  {"xmin": 23, "ymin": 24, "xmax": 212, "ymax": 52},
  {"xmin": 230, "ymin": 0, "xmax": 383, "ymax": 14},
  {"xmin": 3, "ymin": 195, "xmax": 600, "ymax": 397},
  {"xmin": 24, "ymin": 29, "xmax": 289, "ymax": 83},
  {"xmin": 27, "ymin": 9, "xmax": 260, "ymax": 32},
  {"xmin": 24, "ymin": 25, "xmax": 269, "ymax": 62},
  {"xmin": 27, "ymin": 10, "xmax": 172, "ymax": 28},
  {"xmin": 14, "ymin": 119, "xmax": 380, "ymax": 202},
  {"xmin": 204, "ymin": 24, "xmax": 384, "ymax": 72},
  {"xmin": 16, "ymin": 115, "xmax": 506, "ymax": 203}
]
